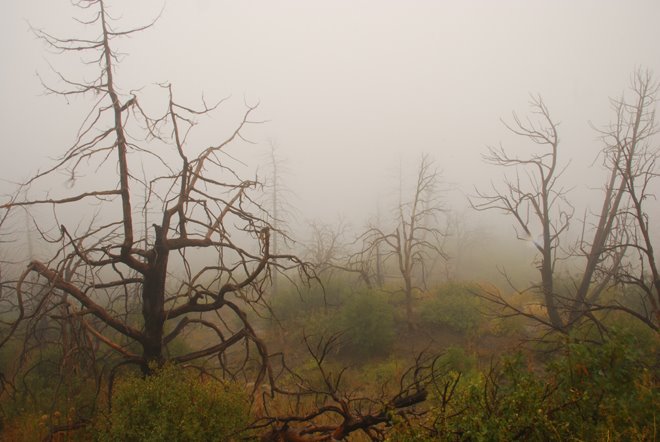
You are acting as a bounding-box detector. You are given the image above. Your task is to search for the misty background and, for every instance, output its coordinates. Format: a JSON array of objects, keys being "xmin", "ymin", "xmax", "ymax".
[{"xmin": 1, "ymin": 0, "xmax": 659, "ymax": 280}]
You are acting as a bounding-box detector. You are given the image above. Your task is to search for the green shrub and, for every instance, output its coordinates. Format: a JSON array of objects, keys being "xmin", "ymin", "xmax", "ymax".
[
  {"xmin": 95, "ymin": 364, "xmax": 250, "ymax": 442},
  {"xmin": 549, "ymin": 330, "xmax": 659, "ymax": 440},
  {"xmin": 420, "ymin": 282, "xmax": 483, "ymax": 334},
  {"xmin": 438, "ymin": 346, "xmax": 477, "ymax": 374},
  {"xmin": 340, "ymin": 290, "xmax": 395, "ymax": 357},
  {"xmin": 453, "ymin": 353, "xmax": 559, "ymax": 440},
  {"xmin": 388, "ymin": 330, "xmax": 659, "ymax": 441}
]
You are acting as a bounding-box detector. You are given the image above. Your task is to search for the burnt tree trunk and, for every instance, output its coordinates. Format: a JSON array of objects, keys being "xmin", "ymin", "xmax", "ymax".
[{"xmin": 141, "ymin": 225, "xmax": 168, "ymax": 373}]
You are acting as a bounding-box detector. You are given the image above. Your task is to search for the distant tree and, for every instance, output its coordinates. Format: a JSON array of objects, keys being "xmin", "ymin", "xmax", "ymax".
[
  {"xmin": 360, "ymin": 155, "xmax": 446, "ymax": 329},
  {"xmin": 261, "ymin": 140, "xmax": 297, "ymax": 296},
  {"xmin": 305, "ymin": 220, "xmax": 345, "ymax": 274},
  {"xmin": 440, "ymin": 211, "xmax": 481, "ymax": 281},
  {"xmin": 0, "ymin": 0, "xmax": 308, "ymax": 388},
  {"xmin": 472, "ymin": 73, "xmax": 659, "ymax": 332},
  {"xmin": 303, "ymin": 219, "xmax": 380, "ymax": 290}
]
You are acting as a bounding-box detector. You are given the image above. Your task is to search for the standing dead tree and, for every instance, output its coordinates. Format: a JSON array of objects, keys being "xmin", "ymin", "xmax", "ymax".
[
  {"xmin": 262, "ymin": 140, "xmax": 297, "ymax": 297},
  {"xmin": 472, "ymin": 77, "xmax": 659, "ymax": 333},
  {"xmin": 595, "ymin": 70, "xmax": 660, "ymax": 328},
  {"xmin": 304, "ymin": 220, "xmax": 379, "ymax": 290},
  {"xmin": 471, "ymin": 96, "xmax": 575, "ymax": 331},
  {"xmin": 0, "ymin": 0, "xmax": 307, "ymax": 388},
  {"xmin": 304, "ymin": 221, "xmax": 346, "ymax": 276},
  {"xmin": 360, "ymin": 155, "xmax": 446, "ymax": 329}
]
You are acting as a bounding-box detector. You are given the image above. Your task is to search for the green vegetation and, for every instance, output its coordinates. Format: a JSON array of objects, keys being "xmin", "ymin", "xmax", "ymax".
[
  {"xmin": 95, "ymin": 364, "xmax": 249, "ymax": 442},
  {"xmin": 0, "ymin": 280, "xmax": 657, "ymax": 441},
  {"xmin": 388, "ymin": 330, "xmax": 659, "ymax": 441},
  {"xmin": 339, "ymin": 290, "xmax": 396, "ymax": 357},
  {"xmin": 420, "ymin": 282, "xmax": 485, "ymax": 334},
  {"xmin": 437, "ymin": 346, "xmax": 478, "ymax": 374}
]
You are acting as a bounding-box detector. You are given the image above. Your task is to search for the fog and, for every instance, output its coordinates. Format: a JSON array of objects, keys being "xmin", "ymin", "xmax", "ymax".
[{"xmin": 1, "ymin": 0, "xmax": 659, "ymax": 261}]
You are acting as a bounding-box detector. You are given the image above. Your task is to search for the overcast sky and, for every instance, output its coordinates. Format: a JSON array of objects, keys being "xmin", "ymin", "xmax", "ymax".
[{"xmin": 1, "ymin": 0, "xmax": 659, "ymax": 234}]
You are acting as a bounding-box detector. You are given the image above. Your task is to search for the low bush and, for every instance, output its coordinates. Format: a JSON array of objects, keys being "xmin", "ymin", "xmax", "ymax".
[
  {"xmin": 420, "ymin": 282, "xmax": 484, "ymax": 334},
  {"xmin": 95, "ymin": 364, "xmax": 250, "ymax": 442},
  {"xmin": 437, "ymin": 346, "xmax": 477, "ymax": 374},
  {"xmin": 548, "ymin": 330, "xmax": 658, "ymax": 440},
  {"xmin": 270, "ymin": 278, "xmax": 347, "ymax": 322},
  {"xmin": 387, "ymin": 329, "xmax": 659, "ymax": 441},
  {"xmin": 340, "ymin": 290, "xmax": 395, "ymax": 357}
]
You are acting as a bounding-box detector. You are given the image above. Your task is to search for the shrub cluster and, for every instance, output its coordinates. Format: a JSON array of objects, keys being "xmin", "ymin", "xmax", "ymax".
[
  {"xmin": 420, "ymin": 282, "xmax": 484, "ymax": 334},
  {"xmin": 339, "ymin": 290, "xmax": 396, "ymax": 357},
  {"xmin": 95, "ymin": 364, "xmax": 249, "ymax": 442},
  {"xmin": 388, "ymin": 330, "xmax": 658, "ymax": 441}
]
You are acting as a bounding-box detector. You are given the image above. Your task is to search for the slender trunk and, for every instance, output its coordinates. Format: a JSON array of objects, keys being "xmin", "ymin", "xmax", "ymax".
[
  {"xmin": 100, "ymin": 2, "xmax": 134, "ymax": 256},
  {"xmin": 270, "ymin": 145, "xmax": 279, "ymax": 296},
  {"xmin": 622, "ymin": 86, "xmax": 660, "ymax": 322},
  {"xmin": 570, "ymin": 138, "xmax": 627, "ymax": 325},
  {"xmin": 375, "ymin": 243, "xmax": 384, "ymax": 288},
  {"xmin": 540, "ymin": 249, "xmax": 562, "ymax": 330},
  {"xmin": 630, "ymin": 183, "xmax": 660, "ymax": 323},
  {"xmin": 404, "ymin": 274, "xmax": 413, "ymax": 331},
  {"xmin": 540, "ymin": 176, "xmax": 563, "ymax": 330}
]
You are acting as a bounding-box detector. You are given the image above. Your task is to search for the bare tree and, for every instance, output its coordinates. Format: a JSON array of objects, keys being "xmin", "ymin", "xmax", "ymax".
[
  {"xmin": 304, "ymin": 221, "xmax": 345, "ymax": 274},
  {"xmin": 361, "ymin": 155, "xmax": 446, "ymax": 329},
  {"xmin": 596, "ymin": 70, "xmax": 659, "ymax": 328},
  {"xmin": 303, "ymin": 219, "xmax": 382, "ymax": 290},
  {"xmin": 472, "ymin": 79, "xmax": 659, "ymax": 333},
  {"xmin": 471, "ymin": 97, "xmax": 574, "ymax": 330},
  {"xmin": 0, "ymin": 0, "xmax": 307, "ymax": 389},
  {"xmin": 438, "ymin": 211, "xmax": 470, "ymax": 282},
  {"xmin": 262, "ymin": 140, "xmax": 297, "ymax": 296}
]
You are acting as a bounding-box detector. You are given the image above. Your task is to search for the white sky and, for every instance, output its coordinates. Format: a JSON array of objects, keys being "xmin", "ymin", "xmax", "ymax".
[{"xmin": 1, "ymin": 0, "xmax": 659, "ymax": 235}]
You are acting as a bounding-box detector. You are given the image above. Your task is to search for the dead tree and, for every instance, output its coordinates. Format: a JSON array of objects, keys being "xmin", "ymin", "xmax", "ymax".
[
  {"xmin": 0, "ymin": 0, "xmax": 307, "ymax": 384},
  {"xmin": 441, "ymin": 211, "xmax": 483, "ymax": 282},
  {"xmin": 472, "ymin": 84, "xmax": 658, "ymax": 333},
  {"xmin": 595, "ymin": 70, "xmax": 660, "ymax": 328},
  {"xmin": 471, "ymin": 97, "xmax": 575, "ymax": 330},
  {"xmin": 361, "ymin": 155, "xmax": 446, "ymax": 329},
  {"xmin": 304, "ymin": 220, "xmax": 379, "ymax": 290},
  {"xmin": 262, "ymin": 140, "xmax": 296, "ymax": 296},
  {"xmin": 304, "ymin": 221, "xmax": 345, "ymax": 276}
]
